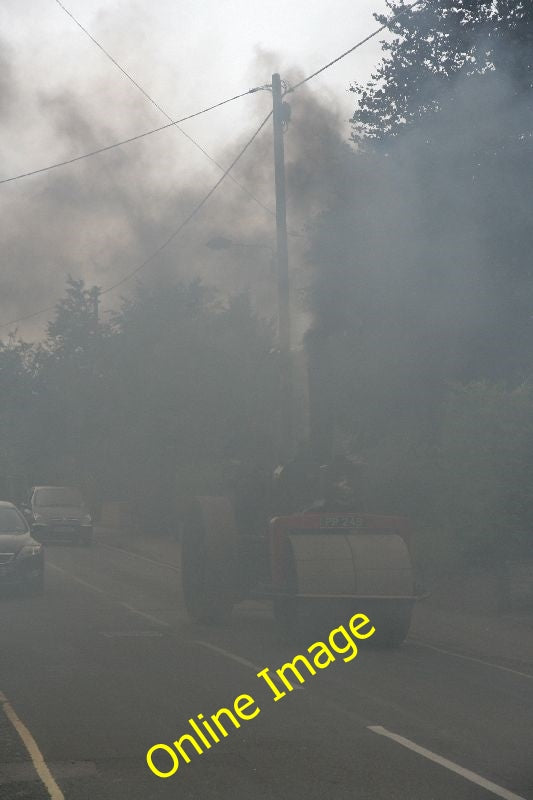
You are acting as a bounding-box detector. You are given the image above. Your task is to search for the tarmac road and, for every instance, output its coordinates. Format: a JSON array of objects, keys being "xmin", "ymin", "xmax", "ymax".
[{"xmin": 0, "ymin": 534, "xmax": 532, "ymax": 800}]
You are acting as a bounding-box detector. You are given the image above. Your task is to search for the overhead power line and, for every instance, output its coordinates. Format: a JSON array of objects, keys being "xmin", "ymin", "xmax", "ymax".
[
  {"xmin": 55, "ymin": 0, "xmax": 275, "ymax": 219},
  {"xmin": 0, "ymin": 86, "xmax": 265, "ymax": 186},
  {"xmin": 1, "ymin": 1, "xmax": 428, "ymax": 331},
  {"xmin": 101, "ymin": 110, "xmax": 273, "ymax": 295},
  {"xmin": 0, "ymin": 111, "xmax": 272, "ymax": 331},
  {"xmin": 287, "ymin": 0, "xmax": 424, "ymax": 93},
  {"xmin": 0, "ymin": 304, "xmax": 58, "ymax": 330},
  {"xmin": 1, "ymin": 1, "xmax": 425, "ymax": 186}
]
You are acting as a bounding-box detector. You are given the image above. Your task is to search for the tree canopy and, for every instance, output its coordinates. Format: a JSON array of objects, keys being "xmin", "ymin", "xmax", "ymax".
[
  {"xmin": 305, "ymin": 0, "xmax": 533, "ymax": 563},
  {"xmin": 351, "ymin": 0, "xmax": 533, "ymax": 142},
  {"xmin": 0, "ymin": 276, "xmax": 278, "ymax": 530}
]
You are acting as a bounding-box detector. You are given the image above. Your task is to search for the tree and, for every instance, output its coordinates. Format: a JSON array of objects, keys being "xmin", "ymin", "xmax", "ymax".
[
  {"xmin": 100, "ymin": 278, "xmax": 278, "ymax": 530},
  {"xmin": 1, "ymin": 273, "xmax": 279, "ymax": 530},
  {"xmin": 351, "ymin": 0, "xmax": 532, "ymax": 142},
  {"xmin": 46, "ymin": 275, "xmax": 106, "ymax": 360},
  {"xmin": 304, "ymin": 0, "xmax": 533, "ymax": 566},
  {"xmin": 27, "ymin": 276, "xmax": 111, "ymax": 493},
  {"xmin": 0, "ymin": 335, "xmax": 38, "ymax": 497},
  {"xmin": 306, "ymin": 0, "xmax": 533, "ymax": 433}
]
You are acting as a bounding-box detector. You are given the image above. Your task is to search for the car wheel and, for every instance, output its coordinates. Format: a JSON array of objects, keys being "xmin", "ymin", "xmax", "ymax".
[
  {"xmin": 26, "ymin": 573, "xmax": 45, "ymax": 596},
  {"xmin": 80, "ymin": 531, "xmax": 93, "ymax": 546}
]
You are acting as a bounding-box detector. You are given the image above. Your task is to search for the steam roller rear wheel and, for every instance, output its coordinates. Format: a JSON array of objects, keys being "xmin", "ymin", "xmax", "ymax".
[{"xmin": 181, "ymin": 497, "xmax": 236, "ymax": 625}]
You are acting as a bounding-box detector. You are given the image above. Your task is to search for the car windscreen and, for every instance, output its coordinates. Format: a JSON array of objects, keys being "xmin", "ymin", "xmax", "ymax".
[
  {"xmin": 34, "ymin": 488, "xmax": 83, "ymax": 507},
  {"xmin": 0, "ymin": 507, "xmax": 28, "ymax": 533}
]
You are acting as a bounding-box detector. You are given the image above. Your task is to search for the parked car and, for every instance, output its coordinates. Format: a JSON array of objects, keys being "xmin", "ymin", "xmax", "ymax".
[
  {"xmin": 0, "ymin": 501, "xmax": 44, "ymax": 594},
  {"xmin": 22, "ymin": 486, "xmax": 93, "ymax": 546}
]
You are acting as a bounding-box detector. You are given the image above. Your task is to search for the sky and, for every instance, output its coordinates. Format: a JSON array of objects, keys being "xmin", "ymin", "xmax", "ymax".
[{"xmin": 0, "ymin": 0, "xmax": 391, "ymax": 340}]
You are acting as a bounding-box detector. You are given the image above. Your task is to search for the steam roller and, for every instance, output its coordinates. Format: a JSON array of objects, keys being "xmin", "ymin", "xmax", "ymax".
[{"xmin": 182, "ymin": 496, "xmax": 416, "ymax": 646}]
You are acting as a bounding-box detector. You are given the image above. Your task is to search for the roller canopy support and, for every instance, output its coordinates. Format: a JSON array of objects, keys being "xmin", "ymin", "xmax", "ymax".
[{"xmin": 181, "ymin": 496, "xmax": 238, "ymax": 625}]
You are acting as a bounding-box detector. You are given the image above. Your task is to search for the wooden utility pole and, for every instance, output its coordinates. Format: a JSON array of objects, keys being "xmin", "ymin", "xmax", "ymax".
[
  {"xmin": 89, "ymin": 286, "xmax": 99, "ymax": 323},
  {"xmin": 272, "ymin": 73, "xmax": 292, "ymax": 463}
]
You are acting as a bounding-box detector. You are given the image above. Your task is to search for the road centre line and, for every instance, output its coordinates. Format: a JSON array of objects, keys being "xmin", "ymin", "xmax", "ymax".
[
  {"xmin": 409, "ymin": 638, "xmax": 533, "ymax": 681},
  {"xmin": 47, "ymin": 562, "xmax": 170, "ymax": 627},
  {"xmin": 192, "ymin": 641, "xmax": 305, "ymax": 692},
  {"xmin": 193, "ymin": 641, "xmax": 261, "ymax": 671},
  {"xmin": 119, "ymin": 601, "xmax": 170, "ymax": 628},
  {"xmin": 47, "ymin": 563, "xmax": 106, "ymax": 594},
  {"xmin": 99, "ymin": 542, "xmax": 180, "ymax": 572},
  {"xmin": 369, "ymin": 725, "xmax": 526, "ymax": 800},
  {"xmin": 0, "ymin": 690, "xmax": 64, "ymax": 800}
]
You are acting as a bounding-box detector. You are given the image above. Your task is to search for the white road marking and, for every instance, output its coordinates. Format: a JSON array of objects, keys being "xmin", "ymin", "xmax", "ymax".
[
  {"xmin": 409, "ymin": 638, "xmax": 533, "ymax": 681},
  {"xmin": 99, "ymin": 542, "xmax": 180, "ymax": 572},
  {"xmin": 369, "ymin": 725, "xmax": 526, "ymax": 800},
  {"xmin": 192, "ymin": 641, "xmax": 304, "ymax": 691},
  {"xmin": 48, "ymin": 562, "xmax": 170, "ymax": 627},
  {"xmin": 101, "ymin": 631, "xmax": 164, "ymax": 638},
  {"xmin": 194, "ymin": 641, "xmax": 260, "ymax": 670},
  {"xmin": 119, "ymin": 602, "xmax": 170, "ymax": 628},
  {"xmin": 0, "ymin": 690, "xmax": 64, "ymax": 800},
  {"xmin": 47, "ymin": 563, "xmax": 105, "ymax": 594}
]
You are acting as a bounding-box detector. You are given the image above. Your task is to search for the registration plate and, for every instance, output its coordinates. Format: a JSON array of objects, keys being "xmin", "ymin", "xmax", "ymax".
[{"xmin": 320, "ymin": 515, "xmax": 363, "ymax": 529}]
